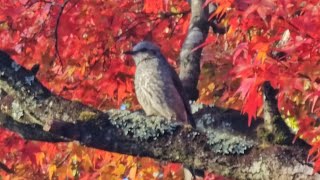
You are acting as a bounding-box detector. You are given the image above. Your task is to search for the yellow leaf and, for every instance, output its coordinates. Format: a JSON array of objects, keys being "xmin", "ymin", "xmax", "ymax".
[
  {"xmin": 65, "ymin": 66, "xmax": 76, "ymax": 77},
  {"xmin": 200, "ymin": 88, "xmax": 207, "ymax": 96},
  {"xmin": 48, "ymin": 164, "xmax": 57, "ymax": 180},
  {"xmin": 113, "ymin": 164, "xmax": 126, "ymax": 176},
  {"xmin": 208, "ymin": 83, "xmax": 215, "ymax": 92},
  {"xmin": 71, "ymin": 154, "xmax": 78, "ymax": 164},
  {"xmin": 256, "ymin": 51, "xmax": 267, "ymax": 63},
  {"xmin": 72, "ymin": 168, "xmax": 77, "ymax": 177},
  {"xmin": 170, "ymin": 6, "xmax": 178, "ymax": 13},
  {"xmin": 304, "ymin": 80, "xmax": 311, "ymax": 90},
  {"xmin": 284, "ymin": 116, "xmax": 298, "ymax": 133},
  {"xmin": 253, "ymin": 42, "xmax": 269, "ymax": 63},
  {"xmin": 126, "ymin": 156, "xmax": 134, "ymax": 165},
  {"xmin": 128, "ymin": 165, "xmax": 137, "ymax": 180}
]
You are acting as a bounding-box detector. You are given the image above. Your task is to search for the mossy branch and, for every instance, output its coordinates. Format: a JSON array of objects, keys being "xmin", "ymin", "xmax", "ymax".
[{"xmin": 0, "ymin": 51, "xmax": 317, "ymax": 179}]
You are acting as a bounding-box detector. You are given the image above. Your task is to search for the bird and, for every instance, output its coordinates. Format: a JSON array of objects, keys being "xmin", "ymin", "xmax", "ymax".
[{"xmin": 125, "ymin": 41, "xmax": 195, "ymax": 128}]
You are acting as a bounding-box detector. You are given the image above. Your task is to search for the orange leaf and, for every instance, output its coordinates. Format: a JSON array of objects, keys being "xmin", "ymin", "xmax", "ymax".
[
  {"xmin": 81, "ymin": 154, "xmax": 93, "ymax": 172},
  {"xmin": 35, "ymin": 152, "xmax": 45, "ymax": 167},
  {"xmin": 48, "ymin": 164, "xmax": 57, "ymax": 180},
  {"xmin": 128, "ymin": 165, "xmax": 137, "ymax": 179}
]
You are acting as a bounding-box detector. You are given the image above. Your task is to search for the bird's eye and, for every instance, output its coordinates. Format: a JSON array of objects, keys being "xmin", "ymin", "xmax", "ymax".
[
  {"xmin": 140, "ymin": 48, "xmax": 148, "ymax": 52},
  {"xmin": 150, "ymin": 49, "xmax": 157, "ymax": 54}
]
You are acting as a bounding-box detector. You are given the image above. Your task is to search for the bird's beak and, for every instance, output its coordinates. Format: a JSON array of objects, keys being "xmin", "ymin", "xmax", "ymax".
[{"xmin": 124, "ymin": 50, "xmax": 135, "ymax": 55}]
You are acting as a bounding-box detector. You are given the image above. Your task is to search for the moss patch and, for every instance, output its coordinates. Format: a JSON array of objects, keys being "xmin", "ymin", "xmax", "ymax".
[{"xmin": 108, "ymin": 109, "xmax": 179, "ymax": 140}]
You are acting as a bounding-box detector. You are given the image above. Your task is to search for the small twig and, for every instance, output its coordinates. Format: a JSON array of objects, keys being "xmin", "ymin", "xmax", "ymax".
[
  {"xmin": 159, "ymin": 10, "xmax": 190, "ymax": 18},
  {"xmin": 54, "ymin": 0, "xmax": 70, "ymax": 66},
  {"xmin": 0, "ymin": 161, "xmax": 14, "ymax": 174},
  {"xmin": 56, "ymin": 152, "xmax": 71, "ymax": 167},
  {"xmin": 64, "ymin": 0, "xmax": 81, "ymax": 14},
  {"xmin": 169, "ymin": 14, "xmax": 187, "ymax": 38}
]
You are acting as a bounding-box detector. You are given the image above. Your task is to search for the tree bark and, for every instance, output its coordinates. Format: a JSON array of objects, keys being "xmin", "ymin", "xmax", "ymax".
[
  {"xmin": 0, "ymin": 51, "xmax": 318, "ymax": 179},
  {"xmin": 179, "ymin": 0, "xmax": 209, "ymax": 100},
  {"xmin": 261, "ymin": 81, "xmax": 293, "ymax": 144},
  {"xmin": 0, "ymin": 1, "xmax": 317, "ymax": 179}
]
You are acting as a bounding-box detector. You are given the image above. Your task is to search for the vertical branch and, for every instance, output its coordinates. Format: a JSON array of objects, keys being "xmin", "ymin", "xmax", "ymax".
[
  {"xmin": 260, "ymin": 30, "xmax": 293, "ymax": 144},
  {"xmin": 261, "ymin": 81, "xmax": 293, "ymax": 144},
  {"xmin": 179, "ymin": 0, "xmax": 209, "ymax": 101},
  {"xmin": 54, "ymin": 0, "xmax": 70, "ymax": 66}
]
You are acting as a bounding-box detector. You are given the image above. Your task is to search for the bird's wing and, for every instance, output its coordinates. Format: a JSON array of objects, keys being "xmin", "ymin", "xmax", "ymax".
[{"xmin": 169, "ymin": 66, "xmax": 196, "ymax": 127}]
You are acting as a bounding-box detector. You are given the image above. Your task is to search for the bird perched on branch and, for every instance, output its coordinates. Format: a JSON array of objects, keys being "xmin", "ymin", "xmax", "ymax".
[{"xmin": 125, "ymin": 41, "xmax": 195, "ymax": 128}]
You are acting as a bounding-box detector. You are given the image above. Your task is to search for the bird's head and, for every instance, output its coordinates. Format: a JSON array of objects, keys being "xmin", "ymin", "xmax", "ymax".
[{"xmin": 124, "ymin": 41, "xmax": 162, "ymax": 65}]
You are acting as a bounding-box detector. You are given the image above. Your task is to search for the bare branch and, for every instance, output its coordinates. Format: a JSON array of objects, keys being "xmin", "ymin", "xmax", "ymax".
[
  {"xmin": 0, "ymin": 161, "xmax": 14, "ymax": 174},
  {"xmin": 54, "ymin": 0, "xmax": 70, "ymax": 66}
]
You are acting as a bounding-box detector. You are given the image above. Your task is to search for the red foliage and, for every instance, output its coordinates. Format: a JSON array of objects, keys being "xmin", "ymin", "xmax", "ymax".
[
  {"xmin": 214, "ymin": 0, "xmax": 320, "ymax": 169},
  {"xmin": 0, "ymin": 0, "xmax": 190, "ymax": 109},
  {"xmin": 0, "ymin": 0, "xmax": 190, "ymax": 178},
  {"xmin": 0, "ymin": 0, "xmax": 319, "ymax": 177},
  {"xmin": 201, "ymin": 0, "xmax": 319, "ymax": 170},
  {"xmin": 0, "ymin": 127, "xmax": 185, "ymax": 179}
]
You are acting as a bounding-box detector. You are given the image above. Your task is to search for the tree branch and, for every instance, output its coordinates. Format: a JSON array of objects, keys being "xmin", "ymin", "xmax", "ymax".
[
  {"xmin": 0, "ymin": 50, "xmax": 318, "ymax": 179},
  {"xmin": 0, "ymin": 161, "xmax": 14, "ymax": 174},
  {"xmin": 179, "ymin": 0, "xmax": 209, "ymax": 100},
  {"xmin": 260, "ymin": 81, "xmax": 293, "ymax": 144},
  {"xmin": 54, "ymin": 0, "xmax": 70, "ymax": 66}
]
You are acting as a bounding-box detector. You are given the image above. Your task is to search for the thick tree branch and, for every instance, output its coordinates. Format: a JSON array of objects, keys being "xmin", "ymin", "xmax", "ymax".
[
  {"xmin": 0, "ymin": 51, "xmax": 318, "ymax": 179},
  {"xmin": 260, "ymin": 81, "xmax": 293, "ymax": 144},
  {"xmin": 261, "ymin": 30, "xmax": 293, "ymax": 144},
  {"xmin": 179, "ymin": 0, "xmax": 209, "ymax": 100},
  {"xmin": 181, "ymin": 0, "xmax": 294, "ymax": 147}
]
